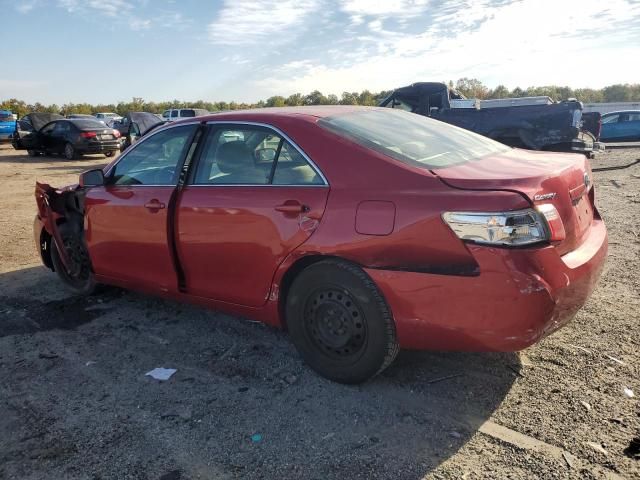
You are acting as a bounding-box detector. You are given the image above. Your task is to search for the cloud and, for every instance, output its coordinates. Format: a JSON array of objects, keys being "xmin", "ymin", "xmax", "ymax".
[
  {"xmin": 208, "ymin": 0, "xmax": 319, "ymax": 45},
  {"xmin": 251, "ymin": 0, "xmax": 640, "ymax": 98},
  {"xmin": 55, "ymin": 0, "xmax": 190, "ymax": 32},
  {"xmin": 16, "ymin": 1, "xmax": 37, "ymax": 13},
  {"xmin": 58, "ymin": 0, "xmax": 132, "ymax": 17}
]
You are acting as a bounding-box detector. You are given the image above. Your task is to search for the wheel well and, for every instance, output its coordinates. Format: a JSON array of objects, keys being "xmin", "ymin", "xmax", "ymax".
[{"xmin": 278, "ymin": 254, "xmax": 341, "ymax": 330}]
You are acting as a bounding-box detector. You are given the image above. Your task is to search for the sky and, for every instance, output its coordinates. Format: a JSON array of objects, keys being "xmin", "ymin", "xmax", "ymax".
[{"xmin": 2, "ymin": 0, "xmax": 640, "ymax": 105}]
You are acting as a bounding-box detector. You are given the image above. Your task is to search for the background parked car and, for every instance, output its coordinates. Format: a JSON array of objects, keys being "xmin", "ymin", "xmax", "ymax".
[
  {"xmin": 14, "ymin": 117, "xmax": 120, "ymax": 159},
  {"xmin": 161, "ymin": 108, "xmax": 208, "ymax": 122},
  {"xmin": 94, "ymin": 112, "xmax": 122, "ymax": 127},
  {"xmin": 600, "ymin": 111, "xmax": 640, "ymax": 142},
  {"xmin": 112, "ymin": 112, "xmax": 166, "ymax": 150},
  {"xmin": 67, "ymin": 113, "xmax": 102, "ymax": 121},
  {"xmin": 0, "ymin": 109, "xmax": 17, "ymax": 143}
]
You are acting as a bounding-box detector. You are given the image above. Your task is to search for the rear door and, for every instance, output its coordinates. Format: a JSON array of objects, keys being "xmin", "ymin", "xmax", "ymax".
[
  {"xmin": 618, "ymin": 112, "xmax": 640, "ymax": 140},
  {"xmin": 84, "ymin": 124, "xmax": 199, "ymax": 291},
  {"xmin": 176, "ymin": 123, "xmax": 329, "ymax": 306},
  {"xmin": 50, "ymin": 121, "xmax": 71, "ymax": 152},
  {"xmin": 38, "ymin": 122, "xmax": 58, "ymax": 152}
]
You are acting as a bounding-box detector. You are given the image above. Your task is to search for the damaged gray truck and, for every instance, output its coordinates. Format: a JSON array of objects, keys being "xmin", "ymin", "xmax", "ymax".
[{"xmin": 379, "ymin": 82, "xmax": 603, "ymax": 157}]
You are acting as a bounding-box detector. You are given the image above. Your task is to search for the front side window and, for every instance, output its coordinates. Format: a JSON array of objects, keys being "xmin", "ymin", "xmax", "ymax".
[
  {"xmin": 319, "ymin": 108, "xmax": 510, "ymax": 169},
  {"xmin": 192, "ymin": 126, "xmax": 323, "ymax": 186},
  {"xmin": 40, "ymin": 122, "xmax": 56, "ymax": 135},
  {"xmin": 170, "ymin": 110, "xmax": 179, "ymax": 118},
  {"xmin": 162, "ymin": 111, "xmax": 170, "ymax": 119},
  {"xmin": 110, "ymin": 125, "xmax": 196, "ymax": 186},
  {"xmin": 602, "ymin": 114, "xmax": 620, "ymax": 124}
]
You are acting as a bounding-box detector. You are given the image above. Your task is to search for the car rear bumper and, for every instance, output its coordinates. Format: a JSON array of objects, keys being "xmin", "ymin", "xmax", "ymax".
[
  {"xmin": 78, "ymin": 141, "xmax": 119, "ymax": 154},
  {"xmin": 366, "ymin": 218, "xmax": 608, "ymax": 351}
]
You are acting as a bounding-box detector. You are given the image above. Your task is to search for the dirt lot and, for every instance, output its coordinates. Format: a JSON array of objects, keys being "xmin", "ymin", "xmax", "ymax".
[{"xmin": 0, "ymin": 145, "xmax": 638, "ymax": 480}]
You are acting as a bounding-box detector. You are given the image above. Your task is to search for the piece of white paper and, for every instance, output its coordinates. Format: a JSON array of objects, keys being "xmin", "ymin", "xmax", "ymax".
[{"xmin": 145, "ymin": 367, "xmax": 177, "ymax": 381}]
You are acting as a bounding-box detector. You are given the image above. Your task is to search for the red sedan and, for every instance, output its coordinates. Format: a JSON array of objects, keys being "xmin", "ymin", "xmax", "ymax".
[{"xmin": 34, "ymin": 107, "xmax": 607, "ymax": 383}]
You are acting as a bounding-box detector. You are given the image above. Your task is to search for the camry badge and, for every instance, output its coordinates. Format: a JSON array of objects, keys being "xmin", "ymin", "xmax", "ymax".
[{"xmin": 533, "ymin": 192, "xmax": 557, "ymax": 201}]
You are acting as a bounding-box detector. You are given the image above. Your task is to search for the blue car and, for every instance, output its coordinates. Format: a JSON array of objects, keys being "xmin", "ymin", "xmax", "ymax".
[
  {"xmin": 600, "ymin": 110, "xmax": 640, "ymax": 142},
  {"xmin": 0, "ymin": 110, "xmax": 16, "ymax": 143}
]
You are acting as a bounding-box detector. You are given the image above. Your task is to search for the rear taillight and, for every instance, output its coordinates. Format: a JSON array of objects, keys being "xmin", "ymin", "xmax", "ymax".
[
  {"xmin": 536, "ymin": 204, "xmax": 566, "ymax": 242},
  {"xmin": 113, "ymin": 129, "xmax": 121, "ymax": 138},
  {"xmin": 443, "ymin": 209, "xmax": 549, "ymax": 246},
  {"xmin": 80, "ymin": 131, "xmax": 97, "ymax": 138}
]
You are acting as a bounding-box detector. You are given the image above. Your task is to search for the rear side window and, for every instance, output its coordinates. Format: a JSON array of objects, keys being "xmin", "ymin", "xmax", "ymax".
[
  {"xmin": 180, "ymin": 109, "xmax": 196, "ymax": 118},
  {"xmin": 192, "ymin": 126, "xmax": 323, "ymax": 186},
  {"xmin": 319, "ymin": 108, "xmax": 510, "ymax": 169}
]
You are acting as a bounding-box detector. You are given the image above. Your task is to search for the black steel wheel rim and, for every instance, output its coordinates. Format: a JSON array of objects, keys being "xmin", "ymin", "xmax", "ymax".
[
  {"xmin": 304, "ymin": 287, "xmax": 367, "ymax": 360},
  {"xmin": 59, "ymin": 236, "xmax": 91, "ymax": 287}
]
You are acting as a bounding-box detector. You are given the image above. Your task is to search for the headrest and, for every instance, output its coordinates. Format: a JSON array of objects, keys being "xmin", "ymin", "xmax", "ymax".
[{"xmin": 217, "ymin": 141, "xmax": 253, "ymax": 173}]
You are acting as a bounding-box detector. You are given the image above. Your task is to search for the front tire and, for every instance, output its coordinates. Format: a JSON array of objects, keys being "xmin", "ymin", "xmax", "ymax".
[
  {"xmin": 63, "ymin": 142, "xmax": 77, "ymax": 160},
  {"xmin": 105, "ymin": 150, "xmax": 116, "ymax": 158},
  {"xmin": 50, "ymin": 234, "xmax": 97, "ymax": 295},
  {"xmin": 286, "ymin": 259, "xmax": 399, "ymax": 384},
  {"xmin": 27, "ymin": 149, "xmax": 39, "ymax": 157}
]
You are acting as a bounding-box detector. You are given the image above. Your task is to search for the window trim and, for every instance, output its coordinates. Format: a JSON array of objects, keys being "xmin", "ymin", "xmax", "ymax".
[
  {"xmin": 186, "ymin": 121, "xmax": 328, "ymax": 187},
  {"xmin": 104, "ymin": 120, "xmax": 330, "ymax": 188}
]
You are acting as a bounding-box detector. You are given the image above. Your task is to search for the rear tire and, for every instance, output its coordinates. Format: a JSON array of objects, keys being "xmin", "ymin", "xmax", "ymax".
[
  {"xmin": 63, "ymin": 142, "xmax": 77, "ymax": 160},
  {"xmin": 286, "ymin": 259, "xmax": 399, "ymax": 384},
  {"xmin": 27, "ymin": 149, "xmax": 39, "ymax": 157},
  {"xmin": 50, "ymin": 233, "xmax": 97, "ymax": 295},
  {"xmin": 105, "ymin": 150, "xmax": 116, "ymax": 157}
]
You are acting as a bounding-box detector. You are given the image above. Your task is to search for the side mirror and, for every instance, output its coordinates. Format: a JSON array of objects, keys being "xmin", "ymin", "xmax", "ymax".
[{"xmin": 79, "ymin": 169, "xmax": 105, "ymax": 187}]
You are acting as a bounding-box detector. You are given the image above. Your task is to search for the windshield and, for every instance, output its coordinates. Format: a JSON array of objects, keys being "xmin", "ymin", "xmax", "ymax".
[{"xmin": 319, "ymin": 108, "xmax": 510, "ymax": 169}]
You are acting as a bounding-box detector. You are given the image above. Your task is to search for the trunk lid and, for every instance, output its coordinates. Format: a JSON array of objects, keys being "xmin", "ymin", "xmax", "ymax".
[{"xmin": 432, "ymin": 148, "xmax": 594, "ymax": 255}]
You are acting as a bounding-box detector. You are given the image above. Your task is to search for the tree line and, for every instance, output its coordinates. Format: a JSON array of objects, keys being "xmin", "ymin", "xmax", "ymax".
[{"xmin": 2, "ymin": 79, "xmax": 639, "ymax": 117}]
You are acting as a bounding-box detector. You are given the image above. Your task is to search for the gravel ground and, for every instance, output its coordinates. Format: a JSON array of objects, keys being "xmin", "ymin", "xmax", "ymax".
[{"xmin": 0, "ymin": 145, "xmax": 638, "ymax": 480}]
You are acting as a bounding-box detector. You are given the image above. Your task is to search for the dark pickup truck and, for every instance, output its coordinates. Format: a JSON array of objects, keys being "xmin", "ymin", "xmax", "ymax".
[{"xmin": 379, "ymin": 82, "xmax": 603, "ymax": 156}]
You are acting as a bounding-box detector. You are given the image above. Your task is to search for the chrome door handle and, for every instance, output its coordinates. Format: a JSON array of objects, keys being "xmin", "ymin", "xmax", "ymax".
[
  {"xmin": 144, "ymin": 199, "xmax": 165, "ymax": 211},
  {"xmin": 275, "ymin": 203, "xmax": 309, "ymax": 213}
]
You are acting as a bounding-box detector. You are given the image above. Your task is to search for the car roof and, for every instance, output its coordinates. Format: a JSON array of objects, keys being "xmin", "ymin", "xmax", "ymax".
[
  {"xmin": 172, "ymin": 105, "xmax": 380, "ymax": 125},
  {"xmin": 602, "ymin": 110, "xmax": 640, "ymax": 116}
]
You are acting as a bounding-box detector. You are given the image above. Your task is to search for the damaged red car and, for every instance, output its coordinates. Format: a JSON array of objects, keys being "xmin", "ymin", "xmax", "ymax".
[{"xmin": 34, "ymin": 107, "xmax": 607, "ymax": 383}]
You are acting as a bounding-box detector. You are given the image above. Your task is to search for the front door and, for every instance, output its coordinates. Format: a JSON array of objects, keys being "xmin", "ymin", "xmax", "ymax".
[
  {"xmin": 177, "ymin": 124, "xmax": 329, "ymax": 307},
  {"xmin": 84, "ymin": 124, "xmax": 198, "ymax": 291},
  {"xmin": 12, "ymin": 117, "xmax": 38, "ymax": 150}
]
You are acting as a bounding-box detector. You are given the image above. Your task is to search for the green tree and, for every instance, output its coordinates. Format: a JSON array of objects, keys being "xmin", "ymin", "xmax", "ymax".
[
  {"xmin": 285, "ymin": 93, "xmax": 304, "ymax": 106},
  {"xmin": 266, "ymin": 96, "xmax": 286, "ymax": 107}
]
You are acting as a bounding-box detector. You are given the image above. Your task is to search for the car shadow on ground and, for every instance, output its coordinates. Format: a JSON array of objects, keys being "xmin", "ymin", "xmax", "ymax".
[
  {"xmin": 0, "ymin": 266, "xmax": 519, "ymax": 479},
  {"xmin": 0, "ymin": 150, "xmax": 112, "ymax": 164}
]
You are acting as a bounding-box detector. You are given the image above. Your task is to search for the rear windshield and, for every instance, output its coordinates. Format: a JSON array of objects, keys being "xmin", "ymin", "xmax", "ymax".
[
  {"xmin": 318, "ymin": 108, "xmax": 510, "ymax": 169},
  {"xmin": 72, "ymin": 119, "xmax": 107, "ymax": 129},
  {"xmin": 179, "ymin": 109, "xmax": 195, "ymax": 117}
]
